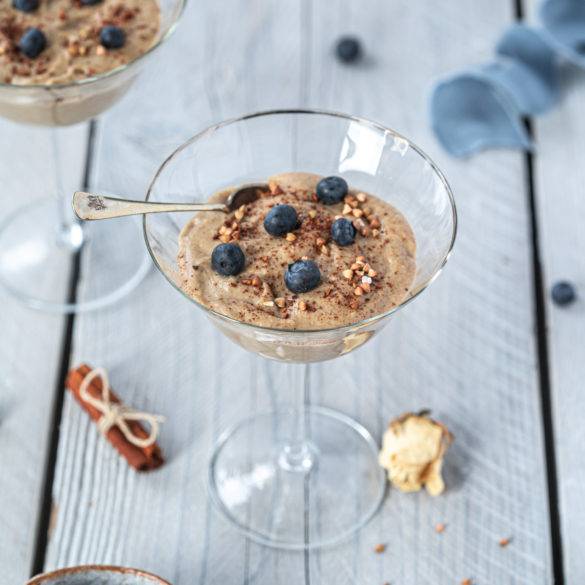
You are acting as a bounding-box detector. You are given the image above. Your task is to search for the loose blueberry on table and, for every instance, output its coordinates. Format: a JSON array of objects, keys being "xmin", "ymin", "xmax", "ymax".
[
  {"xmin": 284, "ymin": 259, "xmax": 321, "ymax": 294},
  {"xmin": 100, "ymin": 25, "xmax": 126, "ymax": 49},
  {"xmin": 12, "ymin": 0, "xmax": 39, "ymax": 13},
  {"xmin": 551, "ymin": 281, "xmax": 576, "ymax": 306},
  {"xmin": 335, "ymin": 36, "xmax": 362, "ymax": 64},
  {"xmin": 264, "ymin": 204, "xmax": 299, "ymax": 237},
  {"xmin": 81, "ymin": 0, "xmax": 103, "ymax": 4},
  {"xmin": 211, "ymin": 243, "xmax": 246, "ymax": 276},
  {"xmin": 316, "ymin": 176, "xmax": 348, "ymax": 205},
  {"xmin": 331, "ymin": 217, "xmax": 356, "ymax": 246},
  {"xmin": 18, "ymin": 28, "xmax": 47, "ymax": 59}
]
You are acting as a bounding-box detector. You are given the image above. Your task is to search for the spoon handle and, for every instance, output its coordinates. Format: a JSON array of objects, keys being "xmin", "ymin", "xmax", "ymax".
[{"xmin": 73, "ymin": 191, "xmax": 227, "ymax": 220}]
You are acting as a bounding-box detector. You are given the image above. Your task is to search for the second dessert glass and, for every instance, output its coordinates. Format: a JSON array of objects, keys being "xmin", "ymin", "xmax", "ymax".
[
  {"xmin": 0, "ymin": 0, "xmax": 185, "ymax": 312},
  {"xmin": 144, "ymin": 109, "xmax": 457, "ymax": 549}
]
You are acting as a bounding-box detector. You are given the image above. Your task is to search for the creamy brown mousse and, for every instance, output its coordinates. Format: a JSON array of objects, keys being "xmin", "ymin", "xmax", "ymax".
[
  {"xmin": 0, "ymin": 0, "xmax": 160, "ymax": 85},
  {"xmin": 178, "ymin": 173, "xmax": 416, "ymax": 331}
]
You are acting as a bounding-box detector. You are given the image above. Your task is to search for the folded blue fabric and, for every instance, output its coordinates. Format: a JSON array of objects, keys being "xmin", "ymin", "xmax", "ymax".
[
  {"xmin": 430, "ymin": 1, "xmax": 585, "ymax": 157},
  {"xmin": 540, "ymin": 0, "xmax": 585, "ymax": 65}
]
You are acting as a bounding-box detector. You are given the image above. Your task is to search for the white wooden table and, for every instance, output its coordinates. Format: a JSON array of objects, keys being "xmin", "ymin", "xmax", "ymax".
[{"xmin": 1, "ymin": 0, "xmax": 582, "ymax": 583}]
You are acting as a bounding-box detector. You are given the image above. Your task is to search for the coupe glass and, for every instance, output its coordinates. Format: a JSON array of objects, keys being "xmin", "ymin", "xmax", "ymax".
[
  {"xmin": 0, "ymin": 0, "xmax": 185, "ymax": 312},
  {"xmin": 144, "ymin": 110, "xmax": 457, "ymax": 549}
]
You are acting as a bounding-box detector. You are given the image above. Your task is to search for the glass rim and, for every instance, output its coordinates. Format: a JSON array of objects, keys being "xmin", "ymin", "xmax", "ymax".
[
  {"xmin": 143, "ymin": 108, "xmax": 458, "ymax": 335},
  {"xmin": 0, "ymin": 0, "xmax": 187, "ymax": 91}
]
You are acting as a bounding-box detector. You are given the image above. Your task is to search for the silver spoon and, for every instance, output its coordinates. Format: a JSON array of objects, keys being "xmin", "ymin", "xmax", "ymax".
[{"xmin": 72, "ymin": 183, "xmax": 270, "ymax": 221}]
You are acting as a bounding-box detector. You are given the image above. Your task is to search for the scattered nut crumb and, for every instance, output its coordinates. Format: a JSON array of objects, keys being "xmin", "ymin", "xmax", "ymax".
[
  {"xmin": 499, "ymin": 537, "xmax": 511, "ymax": 547},
  {"xmin": 461, "ymin": 580, "xmax": 472, "ymax": 585},
  {"xmin": 435, "ymin": 523, "xmax": 446, "ymax": 533},
  {"xmin": 286, "ymin": 232, "xmax": 297, "ymax": 242},
  {"xmin": 378, "ymin": 411, "xmax": 453, "ymax": 496},
  {"xmin": 298, "ymin": 300, "xmax": 307, "ymax": 311},
  {"xmin": 374, "ymin": 543, "xmax": 386, "ymax": 554},
  {"xmin": 308, "ymin": 209, "xmax": 317, "ymax": 218}
]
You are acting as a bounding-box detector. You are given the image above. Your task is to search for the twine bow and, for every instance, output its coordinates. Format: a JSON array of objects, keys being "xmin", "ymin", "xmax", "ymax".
[{"xmin": 79, "ymin": 367, "xmax": 165, "ymax": 449}]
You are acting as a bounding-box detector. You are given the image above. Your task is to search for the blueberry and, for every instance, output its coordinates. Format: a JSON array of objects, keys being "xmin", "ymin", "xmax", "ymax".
[
  {"xmin": 12, "ymin": 0, "xmax": 39, "ymax": 13},
  {"xmin": 81, "ymin": 0, "xmax": 103, "ymax": 4},
  {"xmin": 264, "ymin": 204, "xmax": 299, "ymax": 237},
  {"xmin": 211, "ymin": 243, "xmax": 245, "ymax": 277},
  {"xmin": 331, "ymin": 217, "xmax": 356, "ymax": 246},
  {"xmin": 335, "ymin": 36, "xmax": 362, "ymax": 64},
  {"xmin": 284, "ymin": 260, "xmax": 321, "ymax": 294},
  {"xmin": 316, "ymin": 176, "xmax": 348, "ymax": 205},
  {"xmin": 18, "ymin": 28, "xmax": 46, "ymax": 59},
  {"xmin": 551, "ymin": 281, "xmax": 576, "ymax": 306},
  {"xmin": 100, "ymin": 25, "xmax": 126, "ymax": 49}
]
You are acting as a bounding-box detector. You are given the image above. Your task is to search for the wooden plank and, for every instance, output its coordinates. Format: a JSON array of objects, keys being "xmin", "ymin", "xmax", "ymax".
[
  {"xmin": 0, "ymin": 122, "xmax": 88, "ymax": 584},
  {"xmin": 525, "ymin": 0, "xmax": 585, "ymax": 579},
  {"xmin": 46, "ymin": 0, "xmax": 553, "ymax": 584}
]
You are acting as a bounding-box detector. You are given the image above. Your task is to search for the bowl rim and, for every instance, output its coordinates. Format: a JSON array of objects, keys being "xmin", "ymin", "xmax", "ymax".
[
  {"xmin": 143, "ymin": 108, "xmax": 458, "ymax": 335},
  {"xmin": 27, "ymin": 564, "xmax": 172, "ymax": 585},
  {"xmin": 0, "ymin": 0, "xmax": 187, "ymax": 91}
]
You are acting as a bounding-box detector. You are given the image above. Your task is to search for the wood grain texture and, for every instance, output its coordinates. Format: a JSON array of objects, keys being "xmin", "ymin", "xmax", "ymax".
[
  {"xmin": 525, "ymin": 0, "xmax": 585, "ymax": 578},
  {"xmin": 45, "ymin": 1, "xmax": 553, "ymax": 584},
  {"xmin": 0, "ymin": 122, "xmax": 88, "ymax": 584}
]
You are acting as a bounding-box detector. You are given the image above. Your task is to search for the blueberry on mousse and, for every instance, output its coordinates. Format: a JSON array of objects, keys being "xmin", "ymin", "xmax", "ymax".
[
  {"xmin": 12, "ymin": 0, "xmax": 39, "ymax": 13},
  {"xmin": 211, "ymin": 243, "xmax": 245, "ymax": 277},
  {"xmin": 316, "ymin": 176, "xmax": 348, "ymax": 205},
  {"xmin": 264, "ymin": 204, "xmax": 298, "ymax": 237},
  {"xmin": 18, "ymin": 28, "xmax": 47, "ymax": 59},
  {"xmin": 284, "ymin": 260, "xmax": 321, "ymax": 294},
  {"xmin": 331, "ymin": 217, "xmax": 356, "ymax": 246},
  {"xmin": 100, "ymin": 25, "xmax": 126, "ymax": 49},
  {"xmin": 335, "ymin": 36, "xmax": 362, "ymax": 64}
]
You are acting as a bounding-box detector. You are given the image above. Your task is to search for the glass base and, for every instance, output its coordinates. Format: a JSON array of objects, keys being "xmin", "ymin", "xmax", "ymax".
[
  {"xmin": 0, "ymin": 197, "xmax": 150, "ymax": 313},
  {"xmin": 209, "ymin": 407, "xmax": 386, "ymax": 550}
]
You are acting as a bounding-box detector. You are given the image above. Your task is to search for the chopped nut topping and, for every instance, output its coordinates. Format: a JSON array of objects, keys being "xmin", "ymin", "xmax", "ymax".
[
  {"xmin": 357, "ymin": 192, "xmax": 367, "ymax": 203},
  {"xmin": 369, "ymin": 217, "xmax": 381, "ymax": 229},
  {"xmin": 251, "ymin": 275, "xmax": 262, "ymax": 287},
  {"xmin": 274, "ymin": 297, "xmax": 286, "ymax": 308},
  {"xmin": 354, "ymin": 286, "xmax": 364, "ymax": 296},
  {"xmin": 372, "ymin": 229, "xmax": 380, "ymax": 238},
  {"xmin": 316, "ymin": 237, "xmax": 326, "ymax": 247},
  {"xmin": 298, "ymin": 300, "xmax": 307, "ymax": 311},
  {"xmin": 320, "ymin": 245, "xmax": 329, "ymax": 256},
  {"xmin": 286, "ymin": 232, "xmax": 297, "ymax": 242},
  {"xmin": 368, "ymin": 268, "xmax": 378, "ymax": 277},
  {"xmin": 234, "ymin": 205, "xmax": 246, "ymax": 221},
  {"xmin": 342, "ymin": 269, "xmax": 354, "ymax": 280},
  {"xmin": 361, "ymin": 282, "xmax": 371, "ymax": 293},
  {"xmin": 308, "ymin": 209, "xmax": 317, "ymax": 218},
  {"xmin": 262, "ymin": 300, "xmax": 274, "ymax": 307},
  {"xmin": 96, "ymin": 45, "xmax": 106, "ymax": 56},
  {"xmin": 352, "ymin": 208, "xmax": 364, "ymax": 218},
  {"xmin": 342, "ymin": 204, "xmax": 352, "ymax": 215},
  {"xmin": 356, "ymin": 255, "xmax": 366, "ymax": 264}
]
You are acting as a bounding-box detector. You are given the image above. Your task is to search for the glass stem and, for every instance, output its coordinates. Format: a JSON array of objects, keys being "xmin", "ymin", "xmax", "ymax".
[
  {"xmin": 279, "ymin": 362, "xmax": 315, "ymax": 473},
  {"xmin": 51, "ymin": 127, "xmax": 84, "ymax": 250}
]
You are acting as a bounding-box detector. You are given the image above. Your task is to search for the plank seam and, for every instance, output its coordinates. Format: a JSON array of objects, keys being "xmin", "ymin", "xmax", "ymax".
[
  {"xmin": 512, "ymin": 2, "xmax": 566, "ymax": 575},
  {"xmin": 29, "ymin": 119, "xmax": 97, "ymax": 577}
]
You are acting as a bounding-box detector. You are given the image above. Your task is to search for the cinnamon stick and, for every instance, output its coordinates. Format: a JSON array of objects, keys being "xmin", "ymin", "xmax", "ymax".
[{"xmin": 66, "ymin": 364, "xmax": 164, "ymax": 471}]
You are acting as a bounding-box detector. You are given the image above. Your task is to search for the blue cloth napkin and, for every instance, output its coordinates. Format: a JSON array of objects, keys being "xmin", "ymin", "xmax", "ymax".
[{"xmin": 430, "ymin": 1, "xmax": 585, "ymax": 157}]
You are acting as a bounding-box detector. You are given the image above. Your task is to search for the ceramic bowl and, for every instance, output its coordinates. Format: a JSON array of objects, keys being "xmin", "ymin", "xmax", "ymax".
[{"xmin": 27, "ymin": 565, "xmax": 172, "ymax": 585}]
